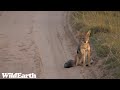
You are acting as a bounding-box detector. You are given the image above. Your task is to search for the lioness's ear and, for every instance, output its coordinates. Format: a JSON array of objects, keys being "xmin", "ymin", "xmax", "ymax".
[{"xmin": 86, "ymin": 30, "xmax": 91, "ymax": 36}]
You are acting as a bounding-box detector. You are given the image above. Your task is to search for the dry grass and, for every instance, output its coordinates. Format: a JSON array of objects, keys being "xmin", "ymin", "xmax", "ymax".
[{"xmin": 70, "ymin": 11, "xmax": 120, "ymax": 79}]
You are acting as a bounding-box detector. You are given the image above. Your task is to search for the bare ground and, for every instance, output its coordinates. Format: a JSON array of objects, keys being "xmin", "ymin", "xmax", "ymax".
[{"xmin": 0, "ymin": 11, "xmax": 103, "ymax": 79}]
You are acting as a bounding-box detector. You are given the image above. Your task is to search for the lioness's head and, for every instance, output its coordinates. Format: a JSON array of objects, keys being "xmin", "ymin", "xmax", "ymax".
[{"xmin": 76, "ymin": 30, "xmax": 91, "ymax": 43}]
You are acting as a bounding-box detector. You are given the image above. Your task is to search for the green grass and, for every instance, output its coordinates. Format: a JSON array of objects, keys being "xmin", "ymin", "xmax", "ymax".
[{"xmin": 70, "ymin": 11, "xmax": 120, "ymax": 78}]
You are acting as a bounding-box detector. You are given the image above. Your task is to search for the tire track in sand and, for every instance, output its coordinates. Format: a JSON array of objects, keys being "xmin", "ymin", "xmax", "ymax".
[{"xmin": 17, "ymin": 24, "xmax": 43, "ymax": 79}]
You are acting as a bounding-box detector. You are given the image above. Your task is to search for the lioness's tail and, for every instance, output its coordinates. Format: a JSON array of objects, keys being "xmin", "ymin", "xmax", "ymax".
[{"xmin": 64, "ymin": 60, "xmax": 75, "ymax": 68}]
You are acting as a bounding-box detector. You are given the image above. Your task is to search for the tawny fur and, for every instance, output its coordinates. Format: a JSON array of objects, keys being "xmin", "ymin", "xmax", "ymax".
[{"xmin": 75, "ymin": 30, "xmax": 91, "ymax": 67}]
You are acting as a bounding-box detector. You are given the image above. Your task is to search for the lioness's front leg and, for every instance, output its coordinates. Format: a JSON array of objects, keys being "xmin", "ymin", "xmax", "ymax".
[
  {"xmin": 75, "ymin": 54, "xmax": 79, "ymax": 66},
  {"xmin": 88, "ymin": 50, "xmax": 91, "ymax": 66},
  {"xmin": 81, "ymin": 49, "xmax": 86, "ymax": 67}
]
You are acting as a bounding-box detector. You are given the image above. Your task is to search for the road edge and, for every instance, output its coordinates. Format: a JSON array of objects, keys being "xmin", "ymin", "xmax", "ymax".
[{"xmin": 65, "ymin": 11, "xmax": 79, "ymax": 45}]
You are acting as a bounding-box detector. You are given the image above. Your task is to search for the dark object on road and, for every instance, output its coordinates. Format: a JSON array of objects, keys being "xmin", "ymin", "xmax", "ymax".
[{"xmin": 64, "ymin": 60, "xmax": 75, "ymax": 68}]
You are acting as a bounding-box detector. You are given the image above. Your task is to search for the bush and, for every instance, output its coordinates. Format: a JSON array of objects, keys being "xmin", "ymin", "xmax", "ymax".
[
  {"xmin": 70, "ymin": 11, "xmax": 120, "ymax": 78},
  {"xmin": 105, "ymin": 57, "xmax": 116, "ymax": 65},
  {"xmin": 90, "ymin": 26, "xmax": 110, "ymax": 36},
  {"xmin": 96, "ymin": 45, "xmax": 110, "ymax": 58}
]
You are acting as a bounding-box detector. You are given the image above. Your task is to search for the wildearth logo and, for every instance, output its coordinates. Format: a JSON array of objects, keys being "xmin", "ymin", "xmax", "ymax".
[{"xmin": 2, "ymin": 73, "xmax": 36, "ymax": 79}]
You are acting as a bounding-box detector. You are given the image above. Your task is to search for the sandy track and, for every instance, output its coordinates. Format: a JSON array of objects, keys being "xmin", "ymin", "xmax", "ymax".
[{"xmin": 0, "ymin": 11, "xmax": 100, "ymax": 79}]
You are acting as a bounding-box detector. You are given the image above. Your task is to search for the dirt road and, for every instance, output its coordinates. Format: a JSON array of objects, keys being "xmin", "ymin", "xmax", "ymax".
[{"xmin": 0, "ymin": 11, "xmax": 100, "ymax": 79}]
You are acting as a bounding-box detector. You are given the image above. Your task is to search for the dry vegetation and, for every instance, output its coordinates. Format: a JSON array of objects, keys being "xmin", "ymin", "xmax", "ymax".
[{"xmin": 70, "ymin": 11, "xmax": 120, "ymax": 79}]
